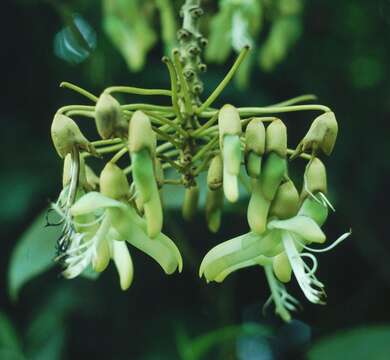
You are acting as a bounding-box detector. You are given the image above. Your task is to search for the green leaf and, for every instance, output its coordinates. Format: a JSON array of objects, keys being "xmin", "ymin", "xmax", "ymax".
[
  {"xmin": 177, "ymin": 323, "xmax": 270, "ymax": 360},
  {"xmin": 0, "ymin": 312, "xmax": 23, "ymax": 358},
  {"xmin": 307, "ymin": 325, "xmax": 390, "ymax": 360},
  {"xmin": 8, "ymin": 209, "xmax": 60, "ymax": 300}
]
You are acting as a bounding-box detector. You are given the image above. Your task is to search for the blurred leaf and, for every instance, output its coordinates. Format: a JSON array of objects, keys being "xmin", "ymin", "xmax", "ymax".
[
  {"xmin": 177, "ymin": 323, "xmax": 270, "ymax": 360},
  {"xmin": 206, "ymin": 1, "xmax": 234, "ymax": 63},
  {"xmin": 156, "ymin": 0, "xmax": 177, "ymax": 54},
  {"xmin": 25, "ymin": 286, "xmax": 79, "ymax": 360},
  {"xmin": 0, "ymin": 312, "xmax": 23, "ymax": 359},
  {"xmin": 8, "ymin": 210, "xmax": 60, "ymax": 300},
  {"xmin": 103, "ymin": 0, "xmax": 157, "ymax": 71},
  {"xmin": 308, "ymin": 326, "xmax": 390, "ymax": 360}
]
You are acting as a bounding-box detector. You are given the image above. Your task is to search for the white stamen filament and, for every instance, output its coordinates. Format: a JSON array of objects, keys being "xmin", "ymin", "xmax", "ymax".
[
  {"xmin": 293, "ymin": 230, "xmax": 351, "ymax": 253},
  {"xmin": 282, "ymin": 231, "xmax": 325, "ymax": 304}
]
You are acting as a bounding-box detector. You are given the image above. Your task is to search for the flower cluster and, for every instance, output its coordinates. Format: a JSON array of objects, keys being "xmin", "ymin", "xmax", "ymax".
[{"xmin": 50, "ymin": 42, "xmax": 349, "ymax": 320}]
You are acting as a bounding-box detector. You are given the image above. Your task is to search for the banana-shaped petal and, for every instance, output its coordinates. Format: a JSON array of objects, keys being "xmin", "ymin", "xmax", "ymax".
[
  {"xmin": 200, "ymin": 231, "xmax": 283, "ymax": 282},
  {"xmin": 71, "ymin": 192, "xmax": 125, "ymax": 216},
  {"xmin": 111, "ymin": 240, "xmax": 134, "ymax": 290},
  {"xmin": 268, "ymin": 215, "xmax": 326, "ymax": 244}
]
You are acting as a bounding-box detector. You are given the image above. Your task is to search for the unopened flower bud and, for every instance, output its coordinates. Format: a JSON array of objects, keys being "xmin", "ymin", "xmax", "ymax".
[
  {"xmin": 298, "ymin": 197, "xmax": 328, "ymax": 226},
  {"xmin": 273, "ymin": 252, "xmax": 292, "ymax": 283},
  {"xmin": 265, "ymin": 119, "xmax": 287, "ymax": 157},
  {"xmin": 85, "ymin": 165, "xmax": 100, "ymax": 190},
  {"xmin": 302, "ymin": 157, "xmax": 327, "ymax": 198},
  {"xmin": 218, "ymin": 104, "xmax": 242, "ymax": 147},
  {"xmin": 222, "ymin": 135, "xmax": 241, "ymax": 202},
  {"xmin": 205, "ymin": 188, "xmax": 223, "ymax": 233},
  {"xmin": 261, "ymin": 152, "xmax": 287, "ymax": 201},
  {"xmin": 182, "ymin": 185, "xmax": 199, "ymax": 221},
  {"xmin": 95, "ymin": 93, "xmax": 123, "ymax": 139},
  {"xmin": 111, "ymin": 241, "xmax": 134, "ymax": 290},
  {"xmin": 247, "ymin": 178, "xmax": 270, "ymax": 234},
  {"xmin": 269, "ymin": 179, "xmax": 299, "ymax": 219},
  {"xmin": 129, "ymin": 111, "xmax": 156, "ymax": 155},
  {"xmin": 245, "ymin": 118, "xmax": 265, "ymax": 156},
  {"xmin": 51, "ymin": 113, "xmax": 95, "ymax": 158},
  {"xmin": 291, "ymin": 112, "xmax": 338, "ymax": 158},
  {"xmin": 245, "ymin": 152, "xmax": 262, "ymax": 178},
  {"xmin": 207, "ymin": 155, "xmax": 223, "ymax": 190},
  {"xmin": 100, "ymin": 163, "xmax": 129, "ymax": 200}
]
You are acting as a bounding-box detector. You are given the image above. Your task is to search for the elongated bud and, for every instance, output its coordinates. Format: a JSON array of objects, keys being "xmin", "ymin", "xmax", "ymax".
[
  {"xmin": 245, "ymin": 152, "xmax": 262, "ymax": 178},
  {"xmin": 111, "ymin": 241, "xmax": 134, "ymax": 290},
  {"xmin": 63, "ymin": 153, "xmax": 87, "ymax": 188},
  {"xmin": 302, "ymin": 157, "xmax": 327, "ymax": 198},
  {"xmin": 131, "ymin": 149, "xmax": 163, "ymax": 237},
  {"xmin": 205, "ymin": 188, "xmax": 223, "ymax": 233},
  {"xmin": 155, "ymin": 159, "xmax": 164, "ymax": 189},
  {"xmin": 129, "ymin": 111, "xmax": 156, "ymax": 156},
  {"xmin": 182, "ymin": 185, "xmax": 199, "ymax": 221},
  {"xmin": 92, "ymin": 237, "xmax": 111, "ymax": 273},
  {"xmin": 265, "ymin": 119, "xmax": 287, "ymax": 157},
  {"xmin": 291, "ymin": 112, "xmax": 338, "ymax": 158},
  {"xmin": 222, "ymin": 135, "xmax": 241, "ymax": 202},
  {"xmin": 51, "ymin": 113, "xmax": 95, "ymax": 158},
  {"xmin": 261, "ymin": 152, "xmax": 287, "ymax": 201},
  {"xmin": 95, "ymin": 93, "xmax": 123, "ymax": 139},
  {"xmin": 207, "ymin": 155, "xmax": 223, "ymax": 190},
  {"xmin": 269, "ymin": 179, "xmax": 299, "ymax": 219},
  {"xmin": 273, "ymin": 252, "xmax": 292, "ymax": 283},
  {"xmin": 245, "ymin": 118, "xmax": 265, "ymax": 155},
  {"xmin": 218, "ymin": 104, "xmax": 242, "ymax": 145},
  {"xmin": 100, "ymin": 163, "xmax": 129, "ymax": 200},
  {"xmin": 247, "ymin": 179, "xmax": 270, "ymax": 234}
]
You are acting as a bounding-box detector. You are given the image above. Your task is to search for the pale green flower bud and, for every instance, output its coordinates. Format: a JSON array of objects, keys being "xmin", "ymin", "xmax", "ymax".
[
  {"xmin": 132, "ymin": 149, "xmax": 162, "ymax": 238},
  {"xmin": 95, "ymin": 93, "xmax": 123, "ymax": 139},
  {"xmin": 100, "ymin": 163, "xmax": 129, "ymax": 200},
  {"xmin": 207, "ymin": 155, "xmax": 223, "ymax": 190},
  {"xmin": 301, "ymin": 157, "xmax": 327, "ymax": 199},
  {"xmin": 128, "ymin": 111, "xmax": 156, "ymax": 156},
  {"xmin": 51, "ymin": 113, "xmax": 95, "ymax": 158},
  {"xmin": 218, "ymin": 104, "xmax": 242, "ymax": 145},
  {"xmin": 265, "ymin": 119, "xmax": 287, "ymax": 157},
  {"xmin": 245, "ymin": 151, "xmax": 262, "ymax": 178},
  {"xmin": 247, "ymin": 179, "xmax": 270, "ymax": 234},
  {"xmin": 273, "ymin": 252, "xmax": 292, "ymax": 283},
  {"xmin": 182, "ymin": 185, "xmax": 199, "ymax": 221},
  {"xmin": 269, "ymin": 179, "xmax": 299, "ymax": 219},
  {"xmin": 291, "ymin": 111, "xmax": 338, "ymax": 158},
  {"xmin": 205, "ymin": 188, "xmax": 223, "ymax": 233},
  {"xmin": 261, "ymin": 152, "xmax": 287, "ymax": 201},
  {"xmin": 222, "ymin": 135, "xmax": 242, "ymax": 202},
  {"xmin": 245, "ymin": 118, "xmax": 265, "ymax": 156}
]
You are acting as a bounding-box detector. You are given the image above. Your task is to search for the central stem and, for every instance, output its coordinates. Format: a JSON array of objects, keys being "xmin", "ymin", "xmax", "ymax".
[{"xmin": 177, "ymin": 0, "xmax": 206, "ymax": 186}]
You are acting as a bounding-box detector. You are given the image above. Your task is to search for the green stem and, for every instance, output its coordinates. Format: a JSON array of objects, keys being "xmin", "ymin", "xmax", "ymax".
[
  {"xmin": 121, "ymin": 104, "xmax": 174, "ymax": 112},
  {"xmin": 268, "ymin": 94, "xmax": 317, "ymax": 107},
  {"xmin": 196, "ymin": 46, "xmax": 250, "ymax": 114},
  {"xmin": 152, "ymin": 126, "xmax": 181, "ymax": 148},
  {"xmin": 145, "ymin": 111, "xmax": 188, "ymax": 137},
  {"xmin": 57, "ymin": 105, "xmax": 94, "ymax": 114},
  {"xmin": 110, "ymin": 147, "xmax": 128, "ymax": 163},
  {"xmin": 162, "ymin": 56, "xmax": 182, "ymax": 120},
  {"xmin": 65, "ymin": 110, "xmax": 95, "ymax": 118},
  {"xmin": 173, "ymin": 50, "xmax": 193, "ymax": 116},
  {"xmin": 60, "ymin": 82, "xmax": 98, "ymax": 102},
  {"xmin": 192, "ymin": 135, "xmax": 218, "ymax": 162},
  {"xmin": 191, "ymin": 113, "xmax": 218, "ymax": 137},
  {"xmin": 92, "ymin": 138, "xmax": 123, "ymax": 146},
  {"xmin": 104, "ymin": 86, "xmax": 172, "ymax": 97}
]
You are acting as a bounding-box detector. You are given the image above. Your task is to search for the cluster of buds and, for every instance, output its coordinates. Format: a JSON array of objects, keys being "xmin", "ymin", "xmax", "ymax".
[{"xmin": 49, "ymin": 37, "xmax": 349, "ymax": 320}]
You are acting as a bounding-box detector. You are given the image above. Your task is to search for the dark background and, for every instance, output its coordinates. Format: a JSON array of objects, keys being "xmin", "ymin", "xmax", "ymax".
[{"xmin": 1, "ymin": 0, "xmax": 390, "ymax": 359}]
